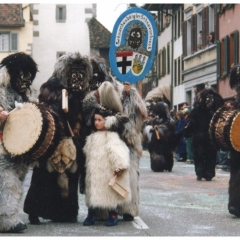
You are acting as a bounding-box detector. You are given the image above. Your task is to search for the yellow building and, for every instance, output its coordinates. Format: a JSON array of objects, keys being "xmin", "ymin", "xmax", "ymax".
[{"xmin": 0, "ymin": 4, "xmax": 33, "ymax": 60}]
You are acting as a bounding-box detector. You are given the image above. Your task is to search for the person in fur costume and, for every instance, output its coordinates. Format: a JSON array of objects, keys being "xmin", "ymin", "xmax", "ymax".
[
  {"xmin": 226, "ymin": 63, "xmax": 240, "ymax": 217},
  {"xmin": 83, "ymin": 84, "xmax": 131, "ymax": 226},
  {"xmin": 184, "ymin": 88, "xmax": 223, "ymax": 181},
  {"xmin": 146, "ymin": 101, "xmax": 178, "ymax": 172},
  {"xmin": 82, "ymin": 56, "xmax": 147, "ymax": 221},
  {"xmin": 0, "ymin": 52, "xmax": 38, "ymax": 233},
  {"xmin": 23, "ymin": 52, "xmax": 92, "ymax": 224}
]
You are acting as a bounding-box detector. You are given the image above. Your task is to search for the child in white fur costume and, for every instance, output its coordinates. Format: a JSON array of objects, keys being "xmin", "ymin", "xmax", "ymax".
[{"xmin": 83, "ymin": 83, "xmax": 131, "ymax": 227}]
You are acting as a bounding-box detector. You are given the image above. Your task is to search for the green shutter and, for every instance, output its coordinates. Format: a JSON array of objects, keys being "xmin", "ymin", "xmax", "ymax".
[
  {"xmin": 216, "ymin": 40, "xmax": 221, "ymax": 79},
  {"xmin": 162, "ymin": 47, "xmax": 166, "ymax": 76},
  {"xmin": 224, "ymin": 35, "xmax": 230, "ymax": 76},
  {"xmin": 234, "ymin": 30, "xmax": 239, "ymax": 65},
  {"xmin": 216, "ymin": 4, "xmax": 221, "ymax": 13},
  {"xmin": 10, "ymin": 33, "xmax": 18, "ymax": 51},
  {"xmin": 167, "ymin": 43, "xmax": 170, "ymax": 74}
]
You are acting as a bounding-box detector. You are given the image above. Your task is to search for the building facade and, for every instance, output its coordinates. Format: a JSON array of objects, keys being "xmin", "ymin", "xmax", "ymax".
[
  {"xmin": 31, "ymin": 3, "xmax": 96, "ymax": 92},
  {"xmin": 0, "ymin": 4, "xmax": 33, "ymax": 59}
]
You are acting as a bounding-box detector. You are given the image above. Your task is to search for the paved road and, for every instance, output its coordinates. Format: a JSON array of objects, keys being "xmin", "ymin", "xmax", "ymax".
[{"xmin": 1, "ymin": 151, "xmax": 239, "ymax": 237}]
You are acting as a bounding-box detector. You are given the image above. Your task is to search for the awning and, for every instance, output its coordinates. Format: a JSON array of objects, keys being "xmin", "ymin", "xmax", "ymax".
[{"xmin": 145, "ymin": 83, "xmax": 171, "ymax": 102}]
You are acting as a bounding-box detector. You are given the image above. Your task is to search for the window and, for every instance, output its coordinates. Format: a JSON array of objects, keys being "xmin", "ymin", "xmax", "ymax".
[
  {"xmin": 209, "ymin": 4, "xmax": 214, "ymax": 33},
  {"xmin": 56, "ymin": 5, "xmax": 66, "ymax": 22},
  {"xmin": 56, "ymin": 51, "xmax": 66, "ymax": 59},
  {"xmin": 197, "ymin": 12, "xmax": 202, "ymax": 46},
  {"xmin": 0, "ymin": 32, "xmax": 18, "ymax": 52}
]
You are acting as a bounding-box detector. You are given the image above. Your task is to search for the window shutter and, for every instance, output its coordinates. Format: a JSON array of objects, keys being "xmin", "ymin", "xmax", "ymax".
[
  {"xmin": 216, "ymin": 40, "xmax": 221, "ymax": 78},
  {"xmin": 214, "ymin": 4, "xmax": 219, "ymax": 42},
  {"xmin": 162, "ymin": 47, "xmax": 166, "ymax": 76},
  {"xmin": 167, "ymin": 43, "xmax": 170, "ymax": 74},
  {"xmin": 63, "ymin": 6, "xmax": 66, "ymax": 21},
  {"xmin": 216, "ymin": 4, "xmax": 221, "ymax": 13},
  {"xmin": 182, "ymin": 21, "xmax": 187, "ymax": 57},
  {"xmin": 10, "ymin": 33, "xmax": 18, "ymax": 51},
  {"xmin": 191, "ymin": 14, "xmax": 197, "ymax": 53},
  {"xmin": 234, "ymin": 30, "xmax": 239, "ymax": 65},
  {"xmin": 224, "ymin": 35, "xmax": 230, "ymax": 76},
  {"xmin": 202, "ymin": 6, "xmax": 209, "ymax": 48}
]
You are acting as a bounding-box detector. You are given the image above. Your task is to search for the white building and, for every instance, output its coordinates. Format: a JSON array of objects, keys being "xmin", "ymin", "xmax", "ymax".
[{"xmin": 31, "ymin": 3, "xmax": 96, "ymax": 92}]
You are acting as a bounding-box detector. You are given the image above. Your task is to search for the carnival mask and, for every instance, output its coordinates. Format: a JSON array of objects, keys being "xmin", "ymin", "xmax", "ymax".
[
  {"xmin": 128, "ymin": 27, "xmax": 142, "ymax": 50},
  {"xmin": 16, "ymin": 71, "xmax": 32, "ymax": 93},
  {"xmin": 87, "ymin": 72, "xmax": 102, "ymax": 92},
  {"xmin": 68, "ymin": 66, "xmax": 85, "ymax": 92},
  {"xmin": 205, "ymin": 94, "xmax": 214, "ymax": 109}
]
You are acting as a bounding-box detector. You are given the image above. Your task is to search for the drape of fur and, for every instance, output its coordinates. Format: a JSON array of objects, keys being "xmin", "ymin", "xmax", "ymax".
[
  {"xmin": 98, "ymin": 81, "xmax": 123, "ymax": 113},
  {"xmin": 47, "ymin": 138, "xmax": 77, "ymax": 198},
  {"xmin": 0, "ymin": 154, "xmax": 28, "ymax": 231},
  {"xmin": 83, "ymin": 131, "xmax": 131, "ymax": 209}
]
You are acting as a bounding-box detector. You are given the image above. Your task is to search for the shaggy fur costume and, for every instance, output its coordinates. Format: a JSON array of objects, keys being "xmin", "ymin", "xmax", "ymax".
[
  {"xmin": 82, "ymin": 56, "xmax": 147, "ymax": 219},
  {"xmin": 146, "ymin": 102, "xmax": 178, "ymax": 172},
  {"xmin": 185, "ymin": 88, "xmax": 223, "ymax": 181},
  {"xmin": 0, "ymin": 53, "xmax": 38, "ymax": 232},
  {"xmin": 226, "ymin": 63, "xmax": 240, "ymax": 217},
  {"xmin": 83, "ymin": 130, "xmax": 131, "ymax": 209},
  {"xmin": 24, "ymin": 52, "xmax": 92, "ymax": 223}
]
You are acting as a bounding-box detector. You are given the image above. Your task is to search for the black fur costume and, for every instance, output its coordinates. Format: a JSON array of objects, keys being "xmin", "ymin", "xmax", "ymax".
[
  {"xmin": 147, "ymin": 101, "xmax": 178, "ymax": 172},
  {"xmin": 0, "ymin": 52, "xmax": 38, "ymax": 233},
  {"xmin": 227, "ymin": 63, "xmax": 240, "ymax": 217},
  {"xmin": 24, "ymin": 52, "xmax": 92, "ymax": 223},
  {"xmin": 185, "ymin": 88, "xmax": 223, "ymax": 181}
]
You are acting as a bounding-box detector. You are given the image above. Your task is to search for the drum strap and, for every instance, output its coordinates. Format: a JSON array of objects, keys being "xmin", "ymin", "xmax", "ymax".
[{"xmin": 0, "ymin": 132, "xmax": 2, "ymax": 142}]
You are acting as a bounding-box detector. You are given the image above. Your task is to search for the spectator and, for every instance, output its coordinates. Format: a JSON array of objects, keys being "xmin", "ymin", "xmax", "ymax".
[
  {"xmin": 175, "ymin": 110, "xmax": 187, "ymax": 162},
  {"xmin": 182, "ymin": 108, "xmax": 195, "ymax": 164}
]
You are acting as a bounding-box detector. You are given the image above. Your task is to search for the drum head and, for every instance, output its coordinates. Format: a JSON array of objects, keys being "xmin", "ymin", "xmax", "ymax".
[
  {"xmin": 230, "ymin": 113, "xmax": 240, "ymax": 152},
  {"xmin": 3, "ymin": 103, "xmax": 43, "ymax": 155}
]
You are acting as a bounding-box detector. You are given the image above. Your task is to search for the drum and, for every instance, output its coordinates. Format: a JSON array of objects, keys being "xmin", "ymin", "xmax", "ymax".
[
  {"xmin": 2, "ymin": 102, "xmax": 59, "ymax": 159},
  {"xmin": 209, "ymin": 107, "xmax": 240, "ymax": 152}
]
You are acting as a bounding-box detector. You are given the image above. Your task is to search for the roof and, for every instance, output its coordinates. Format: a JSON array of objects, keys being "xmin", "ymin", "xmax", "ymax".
[
  {"xmin": 87, "ymin": 17, "xmax": 111, "ymax": 49},
  {"xmin": 0, "ymin": 4, "xmax": 25, "ymax": 27},
  {"xmin": 142, "ymin": 4, "xmax": 182, "ymax": 11}
]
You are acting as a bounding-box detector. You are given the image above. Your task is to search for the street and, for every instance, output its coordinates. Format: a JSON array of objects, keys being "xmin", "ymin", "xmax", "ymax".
[{"xmin": 1, "ymin": 150, "xmax": 239, "ymax": 237}]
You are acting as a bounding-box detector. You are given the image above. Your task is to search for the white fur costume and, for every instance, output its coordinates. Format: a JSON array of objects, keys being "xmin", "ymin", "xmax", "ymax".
[{"xmin": 83, "ymin": 130, "xmax": 131, "ymax": 209}]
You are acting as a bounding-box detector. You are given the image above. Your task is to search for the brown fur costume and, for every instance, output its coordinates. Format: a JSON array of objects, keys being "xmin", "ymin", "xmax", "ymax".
[{"xmin": 24, "ymin": 52, "xmax": 92, "ymax": 223}]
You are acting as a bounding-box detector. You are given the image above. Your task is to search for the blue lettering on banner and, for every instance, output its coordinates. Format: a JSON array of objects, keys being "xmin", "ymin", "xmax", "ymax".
[{"xmin": 109, "ymin": 7, "xmax": 157, "ymax": 83}]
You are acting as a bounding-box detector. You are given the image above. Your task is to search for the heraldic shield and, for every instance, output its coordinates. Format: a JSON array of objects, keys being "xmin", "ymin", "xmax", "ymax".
[{"xmin": 110, "ymin": 7, "xmax": 157, "ymax": 84}]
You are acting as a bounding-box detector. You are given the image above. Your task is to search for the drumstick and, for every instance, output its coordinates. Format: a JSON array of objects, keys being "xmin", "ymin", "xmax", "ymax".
[
  {"xmin": 67, "ymin": 121, "xmax": 74, "ymax": 137},
  {"xmin": 154, "ymin": 125, "xmax": 160, "ymax": 140},
  {"xmin": 9, "ymin": 102, "xmax": 23, "ymax": 114}
]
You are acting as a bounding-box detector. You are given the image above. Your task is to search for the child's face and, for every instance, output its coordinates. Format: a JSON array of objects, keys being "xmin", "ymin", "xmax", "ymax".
[{"xmin": 94, "ymin": 114, "xmax": 105, "ymax": 130}]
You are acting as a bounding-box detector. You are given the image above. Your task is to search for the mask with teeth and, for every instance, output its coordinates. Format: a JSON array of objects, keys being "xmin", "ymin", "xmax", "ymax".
[
  {"xmin": 68, "ymin": 66, "xmax": 85, "ymax": 92},
  {"xmin": 15, "ymin": 71, "xmax": 32, "ymax": 93}
]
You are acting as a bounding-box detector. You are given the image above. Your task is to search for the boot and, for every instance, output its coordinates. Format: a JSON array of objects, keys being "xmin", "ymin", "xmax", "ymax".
[
  {"xmin": 29, "ymin": 214, "xmax": 40, "ymax": 225},
  {"xmin": 0, "ymin": 223, "xmax": 27, "ymax": 233},
  {"xmin": 105, "ymin": 209, "xmax": 118, "ymax": 226},
  {"xmin": 83, "ymin": 208, "xmax": 96, "ymax": 226}
]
